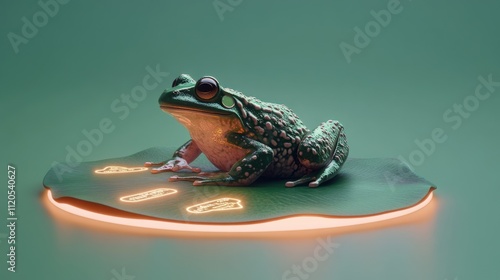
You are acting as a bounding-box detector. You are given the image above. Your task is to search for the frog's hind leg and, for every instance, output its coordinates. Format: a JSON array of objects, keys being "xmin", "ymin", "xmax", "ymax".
[{"xmin": 286, "ymin": 120, "xmax": 349, "ymax": 187}]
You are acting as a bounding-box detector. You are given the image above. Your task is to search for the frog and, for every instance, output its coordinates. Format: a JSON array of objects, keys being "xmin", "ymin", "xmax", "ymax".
[{"xmin": 145, "ymin": 74, "xmax": 349, "ymax": 187}]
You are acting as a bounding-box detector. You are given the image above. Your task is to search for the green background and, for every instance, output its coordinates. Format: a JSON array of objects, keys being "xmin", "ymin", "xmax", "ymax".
[{"xmin": 1, "ymin": 0, "xmax": 499, "ymax": 279}]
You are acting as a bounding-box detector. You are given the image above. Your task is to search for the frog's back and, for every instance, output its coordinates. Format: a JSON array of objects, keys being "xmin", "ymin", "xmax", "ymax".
[{"xmin": 231, "ymin": 92, "xmax": 310, "ymax": 178}]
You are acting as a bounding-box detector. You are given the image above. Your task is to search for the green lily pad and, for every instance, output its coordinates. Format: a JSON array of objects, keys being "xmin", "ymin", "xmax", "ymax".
[{"xmin": 43, "ymin": 147, "xmax": 435, "ymax": 224}]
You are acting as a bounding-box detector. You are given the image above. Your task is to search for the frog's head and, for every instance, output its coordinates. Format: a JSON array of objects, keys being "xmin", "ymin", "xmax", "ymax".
[{"xmin": 159, "ymin": 74, "xmax": 243, "ymax": 125}]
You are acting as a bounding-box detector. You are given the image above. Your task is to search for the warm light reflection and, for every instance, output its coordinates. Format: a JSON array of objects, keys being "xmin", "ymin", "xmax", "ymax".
[
  {"xmin": 46, "ymin": 189, "xmax": 435, "ymax": 233},
  {"xmin": 94, "ymin": 166, "xmax": 148, "ymax": 174},
  {"xmin": 120, "ymin": 188, "xmax": 178, "ymax": 203},
  {"xmin": 186, "ymin": 198, "xmax": 243, "ymax": 214}
]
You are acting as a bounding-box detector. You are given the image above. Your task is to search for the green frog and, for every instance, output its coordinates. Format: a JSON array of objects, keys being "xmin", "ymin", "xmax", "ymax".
[{"xmin": 145, "ymin": 74, "xmax": 349, "ymax": 187}]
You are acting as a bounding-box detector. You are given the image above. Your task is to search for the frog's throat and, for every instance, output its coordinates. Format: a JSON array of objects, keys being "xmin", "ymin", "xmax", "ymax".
[
  {"xmin": 161, "ymin": 104, "xmax": 244, "ymax": 132},
  {"xmin": 160, "ymin": 105, "xmax": 231, "ymax": 116},
  {"xmin": 164, "ymin": 106, "xmax": 244, "ymax": 133},
  {"xmin": 162, "ymin": 106, "xmax": 248, "ymax": 171}
]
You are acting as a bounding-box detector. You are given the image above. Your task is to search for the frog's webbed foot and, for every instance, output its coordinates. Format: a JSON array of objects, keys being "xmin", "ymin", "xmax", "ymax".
[
  {"xmin": 285, "ymin": 175, "xmax": 317, "ymax": 188},
  {"xmin": 286, "ymin": 160, "xmax": 342, "ymax": 188},
  {"xmin": 147, "ymin": 157, "xmax": 201, "ymax": 174}
]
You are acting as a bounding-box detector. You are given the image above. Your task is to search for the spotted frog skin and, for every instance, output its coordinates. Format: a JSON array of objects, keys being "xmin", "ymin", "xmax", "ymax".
[{"xmin": 145, "ymin": 74, "xmax": 349, "ymax": 187}]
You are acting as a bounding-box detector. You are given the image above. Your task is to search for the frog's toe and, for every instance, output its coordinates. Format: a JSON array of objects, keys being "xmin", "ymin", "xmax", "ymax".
[
  {"xmin": 151, "ymin": 158, "xmax": 201, "ymax": 174},
  {"xmin": 285, "ymin": 175, "xmax": 316, "ymax": 187},
  {"xmin": 193, "ymin": 180, "xmax": 217, "ymax": 186},
  {"xmin": 170, "ymin": 172, "xmax": 248, "ymax": 186},
  {"xmin": 170, "ymin": 160, "xmax": 201, "ymax": 173},
  {"xmin": 151, "ymin": 164, "xmax": 175, "ymax": 174},
  {"xmin": 309, "ymin": 181, "xmax": 320, "ymax": 188},
  {"xmin": 286, "ymin": 176, "xmax": 327, "ymax": 188},
  {"xmin": 168, "ymin": 172, "xmax": 223, "ymax": 184},
  {"xmin": 308, "ymin": 174, "xmax": 330, "ymax": 188},
  {"xmin": 168, "ymin": 173, "xmax": 228, "ymax": 186},
  {"xmin": 168, "ymin": 174, "xmax": 198, "ymax": 182},
  {"xmin": 144, "ymin": 161, "xmax": 165, "ymax": 167},
  {"xmin": 192, "ymin": 176, "xmax": 242, "ymax": 186},
  {"xmin": 171, "ymin": 165, "xmax": 201, "ymax": 173},
  {"xmin": 192, "ymin": 179, "xmax": 226, "ymax": 186}
]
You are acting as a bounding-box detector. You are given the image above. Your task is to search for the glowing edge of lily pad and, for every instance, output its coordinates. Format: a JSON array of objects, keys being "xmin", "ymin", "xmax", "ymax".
[{"xmin": 46, "ymin": 190, "xmax": 434, "ymax": 233}]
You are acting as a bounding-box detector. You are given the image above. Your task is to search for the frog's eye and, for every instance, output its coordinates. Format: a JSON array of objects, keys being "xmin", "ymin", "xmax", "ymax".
[{"xmin": 195, "ymin": 77, "xmax": 219, "ymax": 100}]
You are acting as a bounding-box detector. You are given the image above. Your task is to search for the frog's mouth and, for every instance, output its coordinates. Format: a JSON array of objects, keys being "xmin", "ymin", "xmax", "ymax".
[
  {"xmin": 160, "ymin": 104, "xmax": 239, "ymax": 129},
  {"xmin": 160, "ymin": 105, "xmax": 231, "ymax": 116}
]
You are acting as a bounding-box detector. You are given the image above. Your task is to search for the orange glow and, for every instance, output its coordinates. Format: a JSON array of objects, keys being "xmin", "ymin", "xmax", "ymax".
[
  {"xmin": 186, "ymin": 198, "xmax": 243, "ymax": 214},
  {"xmin": 46, "ymin": 189, "xmax": 435, "ymax": 233},
  {"xmin": 120, "ymin": 188, "xmax": 178, "ymax": 203},
  {"xmin": 94, "ymin": 166, "xmax": 148, "ymax": 174}
]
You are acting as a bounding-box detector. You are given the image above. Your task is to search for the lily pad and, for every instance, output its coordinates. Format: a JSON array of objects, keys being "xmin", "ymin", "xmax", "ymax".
[{"xmin": 43, "ymin": 147, "xmax": 435, "ymax": 224}]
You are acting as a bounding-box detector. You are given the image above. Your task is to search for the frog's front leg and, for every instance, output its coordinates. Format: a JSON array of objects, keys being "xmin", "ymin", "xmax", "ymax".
[
  {"xmin": 145, "ymin": 140, "xmax": 202, "ymax": 174},
  {"xmin": 286, "ymin": 120, "xmax": 349, "ymax": 188},
  {"xmin": 169, "ymin": 133, "xmax": 273, "ymax": 186}
]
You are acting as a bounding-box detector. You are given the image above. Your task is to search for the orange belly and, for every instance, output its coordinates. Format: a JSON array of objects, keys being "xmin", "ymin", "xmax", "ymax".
[{"xmin": 168, "ymin": 109, "xmax": 249, "ymax": 171}]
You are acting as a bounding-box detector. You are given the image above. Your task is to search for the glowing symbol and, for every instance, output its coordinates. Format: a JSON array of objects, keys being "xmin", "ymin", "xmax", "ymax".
[
  {"xmin": 186, "ymin": 198, "xmax": 243, "ymax": 214},
  {"xmin": 94, "ymin": 166, "xmax": 148, "ymax": 174},
  {"xmin": 120, "ymin": 188, "xmax": 178, "ymax": 203}
]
